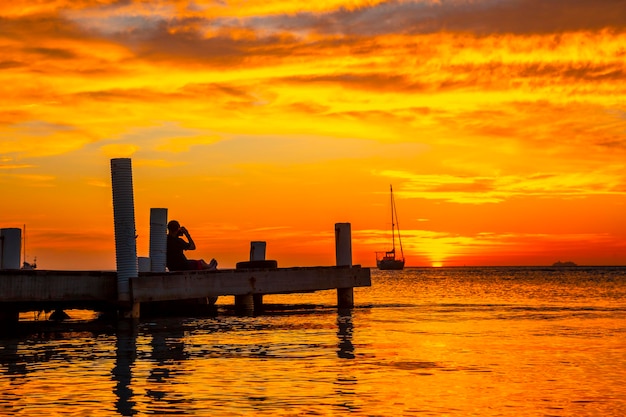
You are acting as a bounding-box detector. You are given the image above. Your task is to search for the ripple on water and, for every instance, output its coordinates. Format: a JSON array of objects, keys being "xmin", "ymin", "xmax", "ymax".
[{"xmin": 2, "ymin": 267, "xmax": 626, "ymax": 416}]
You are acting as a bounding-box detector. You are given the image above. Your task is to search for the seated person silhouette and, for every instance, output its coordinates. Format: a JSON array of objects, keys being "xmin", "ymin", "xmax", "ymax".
[{"xmin": 166, "ymin": 220, "xmax": 217, "ymax": 271}]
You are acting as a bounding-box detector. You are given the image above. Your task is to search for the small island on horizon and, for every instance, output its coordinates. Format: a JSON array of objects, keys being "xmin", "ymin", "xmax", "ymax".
[{"xmin": 552, "ymin": 261, "xmax": 578, "ymax": 267}]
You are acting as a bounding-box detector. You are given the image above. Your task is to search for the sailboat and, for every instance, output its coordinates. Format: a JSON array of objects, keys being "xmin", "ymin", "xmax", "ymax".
[
  {"xmin": 21, "ymin": 224, "xmax": 37, "ymax": 270},
  {"xmin": 376, "ymin": 185, "xmax": 405, "ymax": 270}
]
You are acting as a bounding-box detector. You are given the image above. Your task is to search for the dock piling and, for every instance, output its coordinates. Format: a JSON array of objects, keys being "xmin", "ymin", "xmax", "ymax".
[
  {"xmin": 335, "ymin": 223, "xmax": 354, "ymax": 308},
  {"xmin": 0, "ymin": 228, "xmax": 21, "ymax": 270},
  {"xmin": 234, "ymin": 294, "xmax": 254, "ymax": 314},
  {"xmin": 111, "ymin": 158, "xmax": 138, "ymax": 311},
  {"xmin": 251, "ymin": 241, "xmax": 266, "ymax": 311}
]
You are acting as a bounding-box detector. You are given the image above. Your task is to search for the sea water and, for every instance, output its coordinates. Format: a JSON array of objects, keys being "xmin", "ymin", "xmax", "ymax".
[{"xmin": 1, "ymin": 267, "xmax": 625, "ymax": 416}]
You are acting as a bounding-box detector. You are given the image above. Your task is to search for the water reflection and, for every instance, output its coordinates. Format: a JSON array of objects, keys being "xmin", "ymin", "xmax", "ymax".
[
  {"xmin": 0, "ymin": 339, "xmax": 25, "ymax": 377},
  {"xmin": 112, "ymin": 321, "xmax": 137, "ymax": 416},
  {"xmin": 334, "ymin": 309, "xmax": 360, "ymax": 413},
  {"xmin": 2, "ymin": 268, "xmax": 625, "ymax": 416},
  {"xmin": 145, "ymin": 320, "xmax": 192, "ymax": 415},
  {"xmin": 108, "ymin": 310, "xmax": 362, "ymax": 415},
  {"xmin": 336, "ymin": 309, "xmax": 354, "ymax": 359}
]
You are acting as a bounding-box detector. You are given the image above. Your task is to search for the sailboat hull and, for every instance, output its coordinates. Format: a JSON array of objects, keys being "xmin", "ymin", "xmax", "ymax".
[{"xmin": 377, "ymin": 259, "xmax": 405, "ymax": 270}]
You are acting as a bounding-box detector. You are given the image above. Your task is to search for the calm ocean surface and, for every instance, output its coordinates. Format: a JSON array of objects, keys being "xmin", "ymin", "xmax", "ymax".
[{"xmin": 1, "ymin": 267, "xmax": 625, "ymax": 416}]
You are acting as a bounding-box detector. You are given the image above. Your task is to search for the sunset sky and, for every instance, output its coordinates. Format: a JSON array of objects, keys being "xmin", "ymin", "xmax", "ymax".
[{"xmin": 2, "ymin": 0, "xmax": 626, "ymax": 269}]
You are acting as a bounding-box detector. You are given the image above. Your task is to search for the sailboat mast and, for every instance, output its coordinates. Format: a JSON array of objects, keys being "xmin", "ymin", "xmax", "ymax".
[
  {"xmin": 389, "ymin": 185, "xmax": 396, "ymax": 252},
  {"xmin": 395, "ymin": 196, "xmax": 404, "ymax": 259},
  {"xmin": 390, "ymin": 185, "xmax": 404, "ymax": 259}
]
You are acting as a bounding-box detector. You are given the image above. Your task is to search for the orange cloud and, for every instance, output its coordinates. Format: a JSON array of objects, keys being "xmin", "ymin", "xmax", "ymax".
[{"xmin": 2, "ymin": 0, "xmax": 625, "ymax": 268}]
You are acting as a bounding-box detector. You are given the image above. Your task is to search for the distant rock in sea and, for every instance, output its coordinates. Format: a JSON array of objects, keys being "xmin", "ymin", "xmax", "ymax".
[{"xmin": 552, "ymin": 261, "xmax": 578, "ymax": 267}]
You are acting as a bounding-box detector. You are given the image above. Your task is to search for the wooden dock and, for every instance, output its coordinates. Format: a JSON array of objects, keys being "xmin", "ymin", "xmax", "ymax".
[
  {"xmin": 0, "ymin": 265, "xmax": 371, "ymax": 326},
  {"xmin": 1, "ymin": 160, "xmax": 372, "ymax": 328}
]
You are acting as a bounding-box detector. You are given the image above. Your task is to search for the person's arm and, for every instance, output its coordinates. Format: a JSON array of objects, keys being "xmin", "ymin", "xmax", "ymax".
[{"xmin": 181, "ymin": 226, "xmax": 196, "ymax": 250}]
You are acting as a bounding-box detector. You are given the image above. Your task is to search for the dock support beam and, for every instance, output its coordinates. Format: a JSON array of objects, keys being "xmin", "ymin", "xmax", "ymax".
[
  {"xmin": 0, "ymin": 310, "xmax": 19, "ymax": 329},
  {"xmin": 335, "ymin": 223, "xmax": 354, "ymax": 308},
  {"xmin": 235, "ymin": 294, "xmax": 254, "ymax": 314},
  {"xmin": 125, "ymin": 302, "xmax": 140, "ymax": 319}
]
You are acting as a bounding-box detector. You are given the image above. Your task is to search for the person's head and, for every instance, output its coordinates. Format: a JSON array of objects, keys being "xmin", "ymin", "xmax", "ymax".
[{"xmin": 167, "ymin": 220, "xmax": 181, "ymax": 235}]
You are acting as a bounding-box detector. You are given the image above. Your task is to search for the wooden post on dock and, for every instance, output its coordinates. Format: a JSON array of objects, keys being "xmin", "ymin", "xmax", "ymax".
[{"xmin": 335, "ymin": 223, "xmax": 354, "ymax": 308}]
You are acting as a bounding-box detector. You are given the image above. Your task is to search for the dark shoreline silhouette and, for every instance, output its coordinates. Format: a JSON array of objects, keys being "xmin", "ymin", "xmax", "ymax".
[{"xmin": 552, "ymin": 261, "xmax": 578, "ymax": 267}]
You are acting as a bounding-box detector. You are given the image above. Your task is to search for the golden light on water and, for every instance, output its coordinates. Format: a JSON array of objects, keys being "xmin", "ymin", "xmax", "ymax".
[{"xmin": 6, "ymin": 268, "xmax": 626, "ymax": 415}]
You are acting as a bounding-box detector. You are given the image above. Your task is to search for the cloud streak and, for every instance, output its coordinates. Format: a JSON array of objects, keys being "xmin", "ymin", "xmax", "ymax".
[{"xmin": 382, "ymin": 168, "xmax": 626, "ymax": 204}]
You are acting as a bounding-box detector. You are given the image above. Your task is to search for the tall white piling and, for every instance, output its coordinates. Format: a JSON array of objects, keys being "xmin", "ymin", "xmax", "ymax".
[
  {"xmin": 335, "ymin": 222, "xmax": 354, "ymax": 308},
  {"xmin": 149, "ymin": 208, "xmax": 168, "ymax": 272},
  {"xmin": 110, "ymin": 158, "xmax": 138, "ymax": 304},
  {"xmin": 0, "ymin": 228, "xmax": 21, "ymax": 270}
]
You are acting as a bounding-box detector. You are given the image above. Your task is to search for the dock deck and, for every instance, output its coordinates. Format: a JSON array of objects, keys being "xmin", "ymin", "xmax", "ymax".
[{"xmin": 0, "ymin": 265, "xmax": 371, "ymax": 324}]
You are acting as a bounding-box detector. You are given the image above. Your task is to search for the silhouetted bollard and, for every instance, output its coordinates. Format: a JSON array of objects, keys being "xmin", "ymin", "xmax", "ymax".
[{"xmin": 149, "ymin": 208, "xmax": 168, "ymax": 273}]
